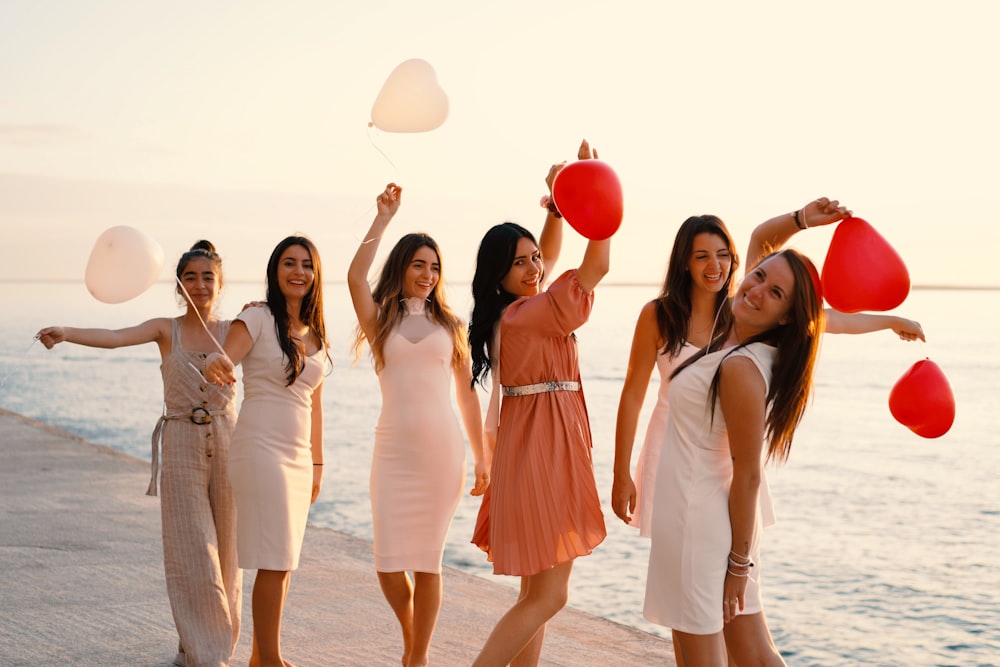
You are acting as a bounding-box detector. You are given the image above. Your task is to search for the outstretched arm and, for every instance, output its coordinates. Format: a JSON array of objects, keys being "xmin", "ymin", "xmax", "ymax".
[
  {"xmin": 746, "ymin": 197, "xmax": 852, "ymax": 270},
  {"xmin": 824, "ymin": 310, "xmax": 925, "ymax": 341},
  {"xmin": 36, "ymin": 318, "xmax": 172, "ymax": 358},
  {"xmin": 347, "ymin": 183, "xmax": 402, "ymax": 341}
]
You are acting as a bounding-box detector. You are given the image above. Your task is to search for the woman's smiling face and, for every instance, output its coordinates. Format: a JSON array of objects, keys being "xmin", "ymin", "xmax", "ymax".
[{"xmin": 501, "ymin": 236, "xmax": 543, "ymax": 298}]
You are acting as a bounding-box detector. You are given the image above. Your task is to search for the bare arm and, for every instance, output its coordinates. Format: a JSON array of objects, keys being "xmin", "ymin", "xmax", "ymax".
[
  {"xmin": 36, "ymin": 318, "xmax": 172, "ymax": 359},
  {"xmin": 823, "ymin": 310, "xmax": 925, "ymax": 341},
  {"xmin": 540, "ymin": 139, "xmax": 598, "ymax": 279},
  {"xmin": 611, "ymin": 302, "xmax": 661, "ymax": 525},
  {"xmin": 310, "ymin": 381, "xmax": 324, "ymax": 503},
  {"xmin": 203, "ymin": 320, "xmax": 253, "ymax": 385},
  {"xmin": 347, "ymin": 183, "xmax": 402, "ymax": 341},
  {"xmin": 746, "ymin": 197, "xmax": 851, "ymax": 270},
  {"xmin": 718, "ymin": 355, "xmax": 767, "ymax": 623},
  {"xmin": 453, "ymin": 356, "xmax": 488, "ymax": 496}
]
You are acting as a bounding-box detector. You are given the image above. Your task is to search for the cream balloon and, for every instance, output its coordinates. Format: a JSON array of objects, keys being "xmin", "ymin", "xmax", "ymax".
[
  {"xmin": 370, "ymin": 59, "xmax": 449, "ymax": 132},
  {"xmin": 84, "ymin": 225, "xmax": 164, "ymax": 304}
]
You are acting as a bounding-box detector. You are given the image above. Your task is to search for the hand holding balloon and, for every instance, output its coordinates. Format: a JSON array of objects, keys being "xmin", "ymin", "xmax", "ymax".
[
  {"xmin": 376, "ymin": 182, "xmax": 403, "ymax": 218},
  {"xmin": 204, "ymin": 352, "xmax": 236, "ymax": 386},
  {"xmin": 35, "ymin": 327, "xmax": 67, "ymax": 349},
  {"xmin": 799, "ymin": 197, "xmax": 852, "ymax": 229},
  {"xmin": 890, "ymin": 317, "xmax": 925, "ymax": 342}
]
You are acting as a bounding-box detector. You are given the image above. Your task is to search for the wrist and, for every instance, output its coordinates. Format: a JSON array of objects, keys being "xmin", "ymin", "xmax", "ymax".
[
  {"xmin": 792, "ymin": 209, "xmax": 807, "ymax": 230},
  {"xmin": 540, "ymin": 194, "xmax": 562, "ymax": 219}
]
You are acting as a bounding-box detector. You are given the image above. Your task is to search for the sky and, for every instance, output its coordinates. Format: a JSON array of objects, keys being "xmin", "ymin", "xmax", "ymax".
[{"xmin": 1, "ymin": 0, "xmax": 997, "ymax": 289}]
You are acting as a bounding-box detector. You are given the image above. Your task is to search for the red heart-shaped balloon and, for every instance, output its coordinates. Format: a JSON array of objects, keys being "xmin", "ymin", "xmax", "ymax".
[
  {"xmin": 551, "ymin": 160, "xmax": 624, "ymax": 241},
  {"xmin": 888, "ymin": 358, "xmax": 956, "ymax": 439},
  {"xmin": 821, "ymin": 217, "xmax": 910, "ymax": 313}
]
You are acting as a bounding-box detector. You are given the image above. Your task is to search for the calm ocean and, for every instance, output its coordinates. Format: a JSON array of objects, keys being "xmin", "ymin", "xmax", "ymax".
[{"xmin": 1, "ymin": 280, "xmax": 997, "ymax": 666}]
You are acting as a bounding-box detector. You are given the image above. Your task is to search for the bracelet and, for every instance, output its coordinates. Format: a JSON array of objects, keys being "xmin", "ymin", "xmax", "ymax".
[
  {"xmin": 792, "ymin": 209, "xmax": 807, "ymax": 230},
  {"xmin": 313, "ymin": 463, "xmax": 324, "ymax": 466},
  {"xmin": 540, "ymin": 194, "xmax": 562, "ymax": 219},
  {"xmin": 727, "ymin": 567, "xmax": 750, "ymax": 577}
]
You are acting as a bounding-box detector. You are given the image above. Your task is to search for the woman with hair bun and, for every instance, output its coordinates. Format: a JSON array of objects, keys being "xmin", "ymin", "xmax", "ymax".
[{"xmin": 38, "ymin": 240, "xmax": 242, "ymax": 667}]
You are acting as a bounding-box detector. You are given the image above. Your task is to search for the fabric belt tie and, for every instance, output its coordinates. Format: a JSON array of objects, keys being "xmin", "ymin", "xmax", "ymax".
[
  {"xmin": 147, "ymin": 406, "xmax": 231, "ymax": 497},
  {"xmin": 502, "ymin": 380, "xmax": 581, "ymax": 397}
]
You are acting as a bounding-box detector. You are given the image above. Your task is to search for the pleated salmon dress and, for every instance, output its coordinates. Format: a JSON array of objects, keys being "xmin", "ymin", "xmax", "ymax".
[{"xmin": 472, "ymin": 270, "xmax": 606, "ymax": 576}]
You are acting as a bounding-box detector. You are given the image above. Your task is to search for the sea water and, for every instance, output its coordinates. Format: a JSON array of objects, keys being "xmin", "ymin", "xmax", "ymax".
[{"xmin": 1, "ymin": 281, "xmax": 997, "ymax": 666}]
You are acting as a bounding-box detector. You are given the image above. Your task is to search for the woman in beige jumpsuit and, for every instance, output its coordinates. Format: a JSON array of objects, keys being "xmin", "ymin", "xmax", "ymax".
[{"xmin": 37, "ymin": 240, "xmax": 241, "ymax": 667}]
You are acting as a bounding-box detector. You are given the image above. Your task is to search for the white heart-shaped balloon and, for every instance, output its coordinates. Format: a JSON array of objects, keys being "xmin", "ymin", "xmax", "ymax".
[
  {"xmin": 370, "ymin": 59, "xmax": 449, "ymax": 133},
  {"xmin": 85, "ymin": 225, "xmax": 164, "ymax": 304}
]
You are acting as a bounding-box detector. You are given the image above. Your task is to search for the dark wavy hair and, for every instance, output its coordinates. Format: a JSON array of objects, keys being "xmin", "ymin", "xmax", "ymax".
[
  {"xmin": 266, "ymin": 235, "xmax": 330, "ymax": 386},
  {"xmin": 654, "ymin": 215, "xmax": 738, "ymax": 358},
  {"xmin": 352, "ymin": 233, "xmax": 468, "ymax": 373},
  {"xmin": 677, "ymin": 248, "xmax": 824, "ymax": 463},
  {"xmin": 468, "ymin": 222, "xmax": 537, "ymax": 388},
  {"xmin": 174, "ymin": 240, "xmax": 223, "ymax": 306}
]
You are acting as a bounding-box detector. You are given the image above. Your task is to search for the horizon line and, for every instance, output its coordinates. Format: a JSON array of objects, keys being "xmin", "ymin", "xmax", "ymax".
[{"xmin": 3, "ymin": 278, "xmax": 999, "ymax": 292}]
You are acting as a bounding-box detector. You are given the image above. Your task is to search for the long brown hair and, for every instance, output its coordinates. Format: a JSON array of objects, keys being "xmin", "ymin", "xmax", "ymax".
[
  {"xmin": 678, "ymin": 248, "xmax": 824, "ymax": 463},
  {"xmin": 653, "ymin": 215, "xmax": 738, "ymax": 358},
  {"xmin": 353, "ymin": 233, "xmax": 467, "ymax": 373}
]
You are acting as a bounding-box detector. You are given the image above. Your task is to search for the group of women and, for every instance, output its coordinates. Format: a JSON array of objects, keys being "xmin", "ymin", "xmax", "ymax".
[{"xmin": 37, "ymin": 138, "xmax": 924, "ymax": 667}]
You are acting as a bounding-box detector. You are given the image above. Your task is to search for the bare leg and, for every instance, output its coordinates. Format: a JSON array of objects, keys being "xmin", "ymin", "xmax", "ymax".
[
  {"xmin": 408, "ymin": 572, "xmax": 442, "ymax": 667},
  {"xmin": 723, "ymin": 611, "xmax": 786, "ymax": 667},
  {"xmin": 248, "ymin": 569, "xmax": 291, "ymax": 667},
  {"xmin": 471, "ymin": 560, "xmax": 573, "ymax": 667},
  {"xmin": 377, "ymin": 571, "xmax": 415, "ymax": 665},
  {"xmin": 671, "ymin": 628, "xmax": 728, "ymax": 667},
  {"xmin": 510, "ymin": 577, "xmax": 545, "ymax": 667}
]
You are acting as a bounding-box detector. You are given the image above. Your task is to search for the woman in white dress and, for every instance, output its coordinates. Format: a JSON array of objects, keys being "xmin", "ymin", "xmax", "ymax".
[
  {"xmin": 348, "ymin": 183, "xmax": 487, "ymax": 667},
  {"xmin": 613, "ymin": 203, "xmax": 926, "ymax": 540},
  {"xmin": 643, "ymin": 246, "xmax": 826, "ymax": 666},
  {"xmin": 206, "ymin": 235, "xmax": 330, "ymax": 667}
]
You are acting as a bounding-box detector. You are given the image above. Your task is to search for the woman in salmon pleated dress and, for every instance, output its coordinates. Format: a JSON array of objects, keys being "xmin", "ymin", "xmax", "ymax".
[{"xmin": 467, "ymin": 140, "xmax": 610, "ymax": 667}]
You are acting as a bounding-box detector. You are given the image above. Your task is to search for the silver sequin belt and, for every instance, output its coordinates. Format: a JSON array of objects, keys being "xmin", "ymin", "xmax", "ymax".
[{"xmin": 502, "ymin": 380, "xmax": 581, "ymax": 397}]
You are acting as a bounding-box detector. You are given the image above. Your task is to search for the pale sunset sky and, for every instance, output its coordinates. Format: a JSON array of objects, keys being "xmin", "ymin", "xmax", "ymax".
[{"xmin": 1, "ymin": 0, "xmax": 997, "ymax": 288}]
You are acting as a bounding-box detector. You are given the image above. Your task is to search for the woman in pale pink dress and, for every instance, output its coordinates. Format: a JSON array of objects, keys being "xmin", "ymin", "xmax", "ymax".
[{"xmin": 348, "ymin": 183, "xmax": 487, "ymax": 667}]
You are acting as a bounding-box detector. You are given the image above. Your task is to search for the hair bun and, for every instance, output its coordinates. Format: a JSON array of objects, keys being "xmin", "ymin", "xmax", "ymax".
[{"xmin": 191, "ymin": 240, "xmax": 216, "ymax": 254}]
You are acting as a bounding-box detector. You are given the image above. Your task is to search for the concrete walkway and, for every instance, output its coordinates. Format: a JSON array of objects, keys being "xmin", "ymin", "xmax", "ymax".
[{"xmin": 0, "ymin": 408, "xmax": 674, "ymax": 666}]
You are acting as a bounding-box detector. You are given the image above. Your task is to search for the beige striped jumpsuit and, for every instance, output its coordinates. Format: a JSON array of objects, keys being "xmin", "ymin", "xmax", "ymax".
[{"xmin": 148, "ymin": 319, "xmax": 241, "ymax": 667}]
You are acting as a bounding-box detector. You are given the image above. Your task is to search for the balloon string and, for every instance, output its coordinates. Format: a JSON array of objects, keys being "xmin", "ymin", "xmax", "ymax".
[
  {"xmin": 366, "ymin": 123, "xmax": 399, "ymax": 172},
  {"xmin": 175, "ymin": 277, "xmax": 227, "ymax": 358},
  {"xmin": 0, "ymin": 337, "xmax": 40, "ymax": 393}
]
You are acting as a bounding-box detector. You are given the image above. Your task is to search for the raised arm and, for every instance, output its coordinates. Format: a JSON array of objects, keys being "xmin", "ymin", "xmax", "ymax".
[
  {"xmin": 745, "ymin": 197, "xmax": 851, "ymax": 270},
  {"xmin": 823, "ymin": 310, "xmax": 925, "ymax": 341},
  {"xmin": 611, "ymin": 301, "xmax": 661, "ymax": 525},
  {"xmin": 347, "ymin": 183, "xmax": 402, "ymax": 341},
  {"xmin": 36, "ymin": 318, "xmax": 172, "ymax": 358},
  {"xmin": 539, "ymin": 139, "xmax": 598, "ymax": 279}
]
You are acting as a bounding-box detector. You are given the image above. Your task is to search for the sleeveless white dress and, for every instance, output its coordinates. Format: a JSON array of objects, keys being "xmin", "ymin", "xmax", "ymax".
[{"xmin": 643, "ymin": 342, "xmax": 776, "ymax": 634}]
